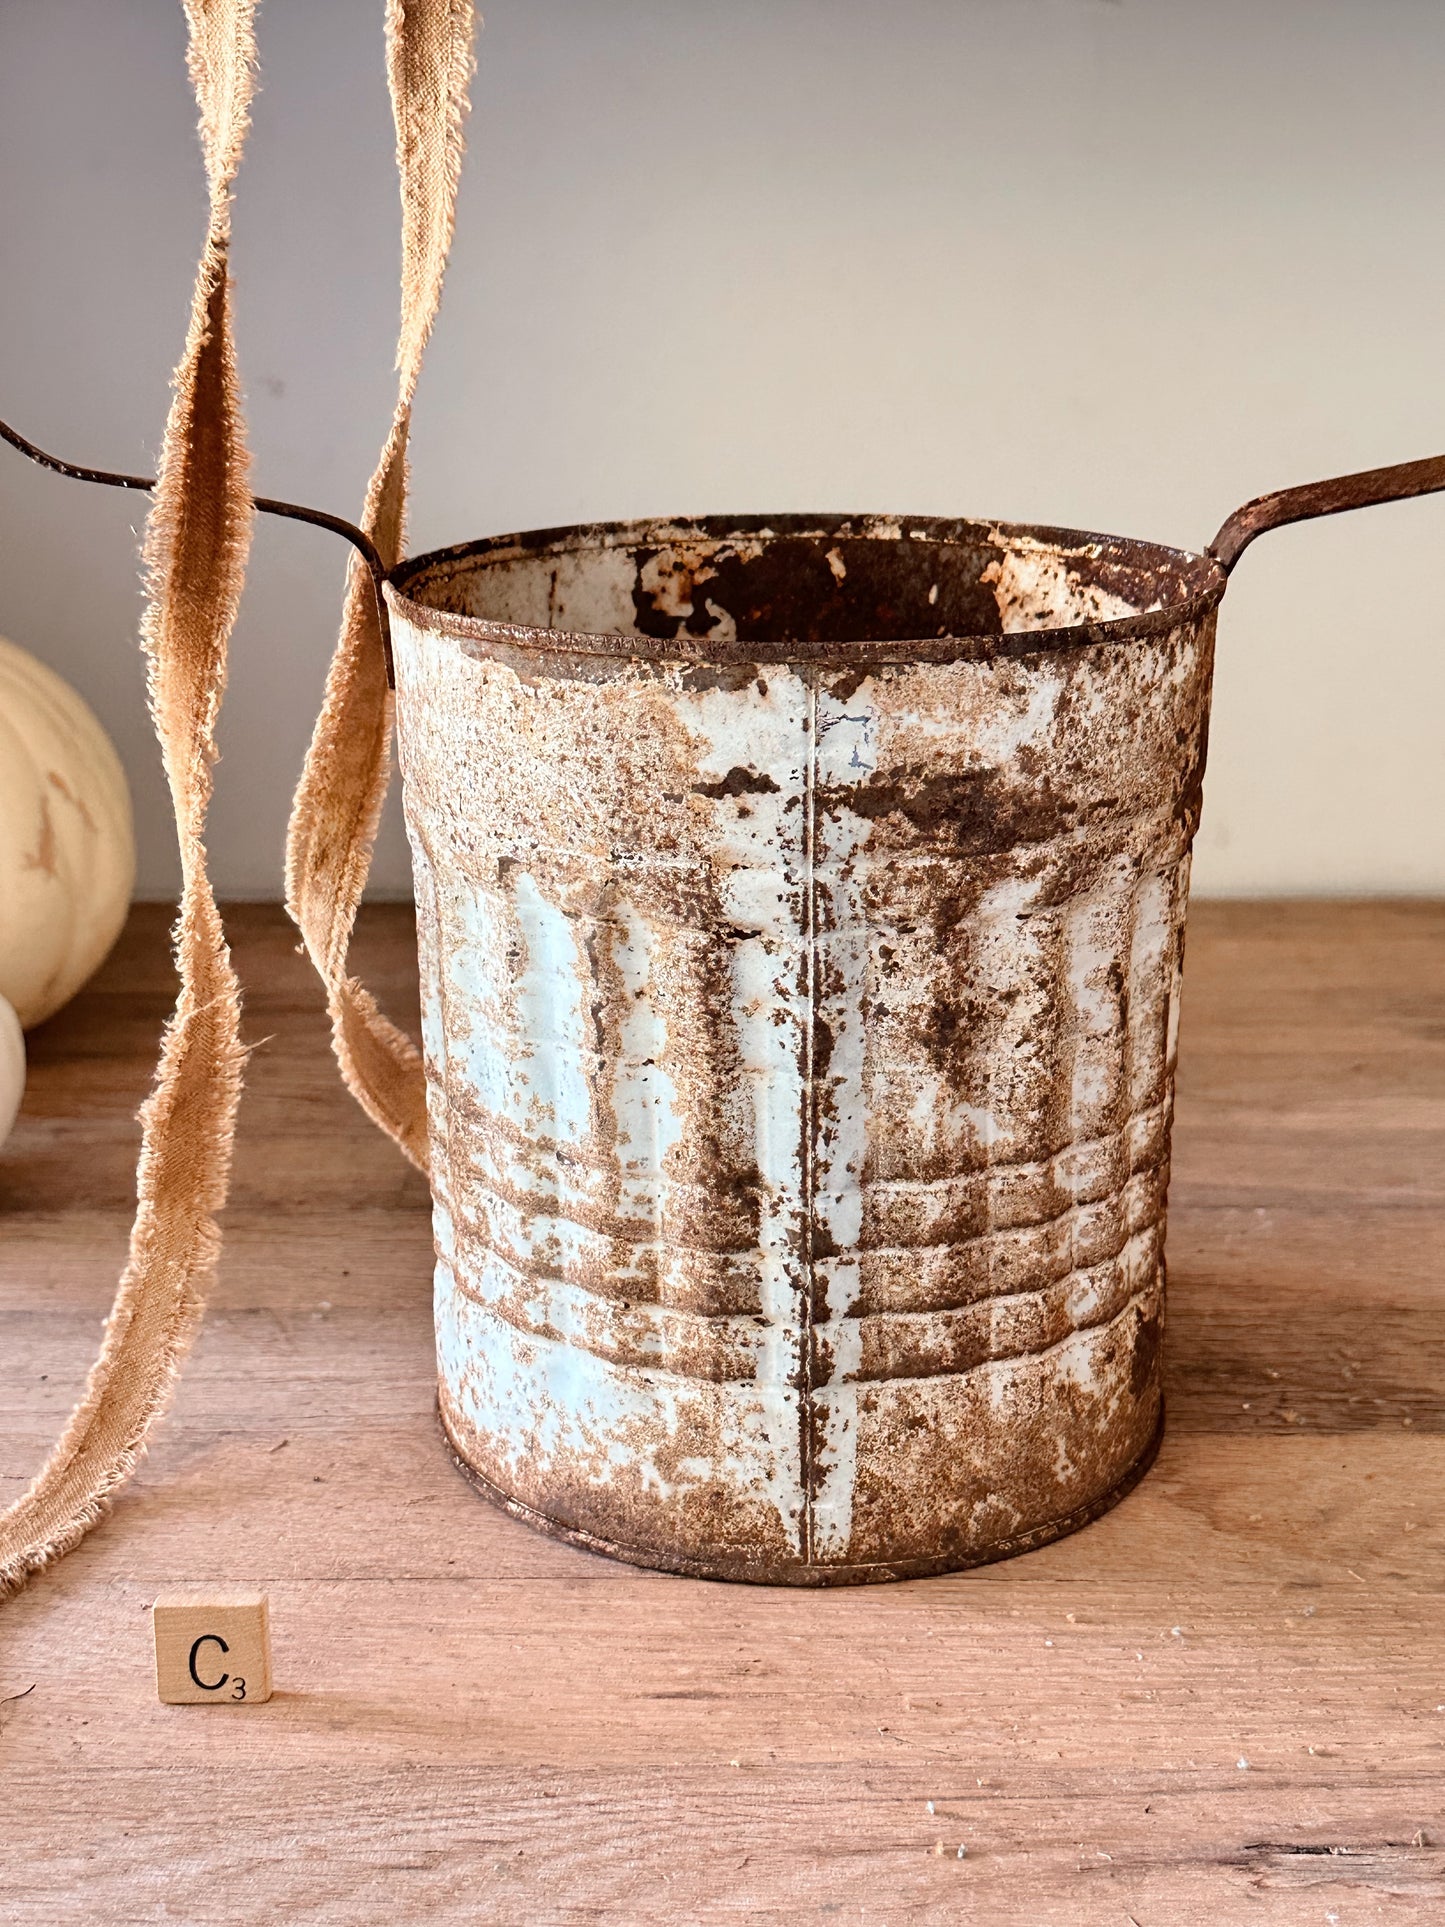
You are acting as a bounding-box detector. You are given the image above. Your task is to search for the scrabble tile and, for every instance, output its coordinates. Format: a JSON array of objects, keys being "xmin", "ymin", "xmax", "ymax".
[{"xmin": 153, "ymin": 1590, "xmax": 272, "ymax": 1705}]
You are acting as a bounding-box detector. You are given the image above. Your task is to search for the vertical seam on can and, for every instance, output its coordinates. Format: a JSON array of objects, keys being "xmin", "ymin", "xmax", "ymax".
[
  {"xmin": 417, "ymin": 816, "xmax": 456, "ymax": 1209},
  {"xmin": 800, "ymin": 676, "xmax": 819, "ymax": 1565}
]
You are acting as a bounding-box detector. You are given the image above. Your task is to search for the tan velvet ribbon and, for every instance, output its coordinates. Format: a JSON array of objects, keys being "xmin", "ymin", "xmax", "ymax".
[{"xmin": 0, "ymin": 0, "xmax": 474, "ymax": 1600}]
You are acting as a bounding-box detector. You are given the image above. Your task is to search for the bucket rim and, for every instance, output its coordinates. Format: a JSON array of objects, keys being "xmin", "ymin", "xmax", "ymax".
[{"xmin": 386, "ymin": 510, "xmax": 1226, "ymax": 667}]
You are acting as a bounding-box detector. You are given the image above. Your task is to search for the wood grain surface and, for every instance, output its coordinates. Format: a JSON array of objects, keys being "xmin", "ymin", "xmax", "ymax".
[{"xmin": 1, "ymin": 902, "xmax": 1441, "ymax": 1925}]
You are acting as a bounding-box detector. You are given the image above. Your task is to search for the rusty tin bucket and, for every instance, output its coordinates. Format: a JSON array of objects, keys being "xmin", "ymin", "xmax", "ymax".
[
  {"xmin": 382, "ymin": 459, "xmax": 1445, "ymax": 1584},
  {"xmin": 5, "ymin": 421, "xmax": 1443, "ymax": 1583}
]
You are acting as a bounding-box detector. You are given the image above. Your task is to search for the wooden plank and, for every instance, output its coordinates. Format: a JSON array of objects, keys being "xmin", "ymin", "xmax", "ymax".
[
  {"xmin": 0, "ymin": 901, "xmax": 1442, "ymax": 1922},
  {"xmin": 3, "ymin": 1765, "xmax": 1440, "ymax": 1926}
]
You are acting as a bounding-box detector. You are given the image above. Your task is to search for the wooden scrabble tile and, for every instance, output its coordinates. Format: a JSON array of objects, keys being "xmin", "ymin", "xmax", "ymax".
[{"xmin": 153, "ymin": 1590, "xmax": 272, "ymax": 1705}]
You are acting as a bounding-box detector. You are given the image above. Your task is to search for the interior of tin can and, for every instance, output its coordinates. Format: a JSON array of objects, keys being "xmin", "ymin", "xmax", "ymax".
[{"xmin": 389, "ymin": 513, "xmax": 1222, "ymax": 655}]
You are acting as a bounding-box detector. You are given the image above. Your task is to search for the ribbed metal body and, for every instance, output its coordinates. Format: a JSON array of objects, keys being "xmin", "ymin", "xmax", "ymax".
[{"xmin": 388, "ymin": 514, "xmax": 1221, "ymax": 1583}]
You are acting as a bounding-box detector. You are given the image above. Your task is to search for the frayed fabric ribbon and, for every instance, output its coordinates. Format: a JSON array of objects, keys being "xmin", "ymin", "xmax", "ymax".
[{"xmin": 0, "ymin": 0, "xmax": 475, "ymax": 1601}]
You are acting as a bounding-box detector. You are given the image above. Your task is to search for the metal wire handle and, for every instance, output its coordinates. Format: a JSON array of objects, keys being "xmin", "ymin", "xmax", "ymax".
[
  {"xmin": 15, "ymin": 409, "xmax": 1445, "ymax": 661},
  {"xmin": 0, "ymin": 415, "xmax": 395, "ymax": 678},
  {"xmin": 1208, "ymin": 450, "xmax": 1445, "ymax": 575}
]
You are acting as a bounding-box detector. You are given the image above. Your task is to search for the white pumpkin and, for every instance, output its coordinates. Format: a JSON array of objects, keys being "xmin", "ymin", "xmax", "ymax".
[
  {"xmin": 0, "ymin": 637, "xmax": 135, "ymax": 1028},
  {"xmin": 0, "ymin": 992, "xmax": 23, "ymax": 1147}
]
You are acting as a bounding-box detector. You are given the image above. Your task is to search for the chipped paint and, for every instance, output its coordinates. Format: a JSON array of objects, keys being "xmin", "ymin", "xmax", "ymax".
[{"xmin": 388, "ymin": 511, "xmax": 1217, "ymax": 1584}]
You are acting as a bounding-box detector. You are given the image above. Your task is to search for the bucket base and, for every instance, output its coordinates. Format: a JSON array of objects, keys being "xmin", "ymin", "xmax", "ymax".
[{"xmin": 438, "ymin": 1398, "xmax": 1165, "ymax": 1587}]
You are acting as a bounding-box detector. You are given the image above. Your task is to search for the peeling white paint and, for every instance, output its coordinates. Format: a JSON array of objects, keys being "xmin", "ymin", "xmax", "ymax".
[
  {"xmin": 512, "ymin": 871, "xmax": 593, "ymax": 1144},
  {"xmin": 442, "ymin": 870, "xmax": 593, "ymax": 1147},
  {"xmin": 983, "ymin": 536, "xmax": 1141, "ymax": 633},
  {"xmin": 610, "ymin": 899, "xmax": 684, "ymax": 1224},
  {"xmin": 810, "ymin": 1382, "xmax": 860, "ymax": 1557}
]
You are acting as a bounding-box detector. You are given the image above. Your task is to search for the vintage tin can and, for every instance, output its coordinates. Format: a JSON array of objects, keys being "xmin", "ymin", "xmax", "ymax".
[{"xmin": 386, "ymin": 512, "xmax": 1222, "ymax": 1584}]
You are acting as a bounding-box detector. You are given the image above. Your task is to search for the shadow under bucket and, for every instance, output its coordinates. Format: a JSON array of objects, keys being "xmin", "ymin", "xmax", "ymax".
[{"xmin": 385, "ymin": 513, "xmax": 1223, "ymax": 1583}]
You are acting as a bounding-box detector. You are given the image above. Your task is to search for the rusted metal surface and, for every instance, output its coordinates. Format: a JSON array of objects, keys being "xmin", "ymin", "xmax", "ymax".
[
  {"xmin": 1208, "ymin": 451, "xmax": 1445, "ymax": 574},
  {"xmin": 389, "ymin": 516, "xmax": 1217, "ymax": 1583}
]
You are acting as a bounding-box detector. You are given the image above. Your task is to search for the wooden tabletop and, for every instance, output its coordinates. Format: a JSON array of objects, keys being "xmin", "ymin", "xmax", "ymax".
[{"xmin": 2, "ymin": 902, "xmax": 1442, "ymax": 1924}]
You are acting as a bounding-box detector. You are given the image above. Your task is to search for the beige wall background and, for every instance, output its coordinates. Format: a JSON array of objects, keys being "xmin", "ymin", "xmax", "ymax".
[{"xmin": 2, "ymin": 0, "xmax": 1442, "ymax": 899}]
